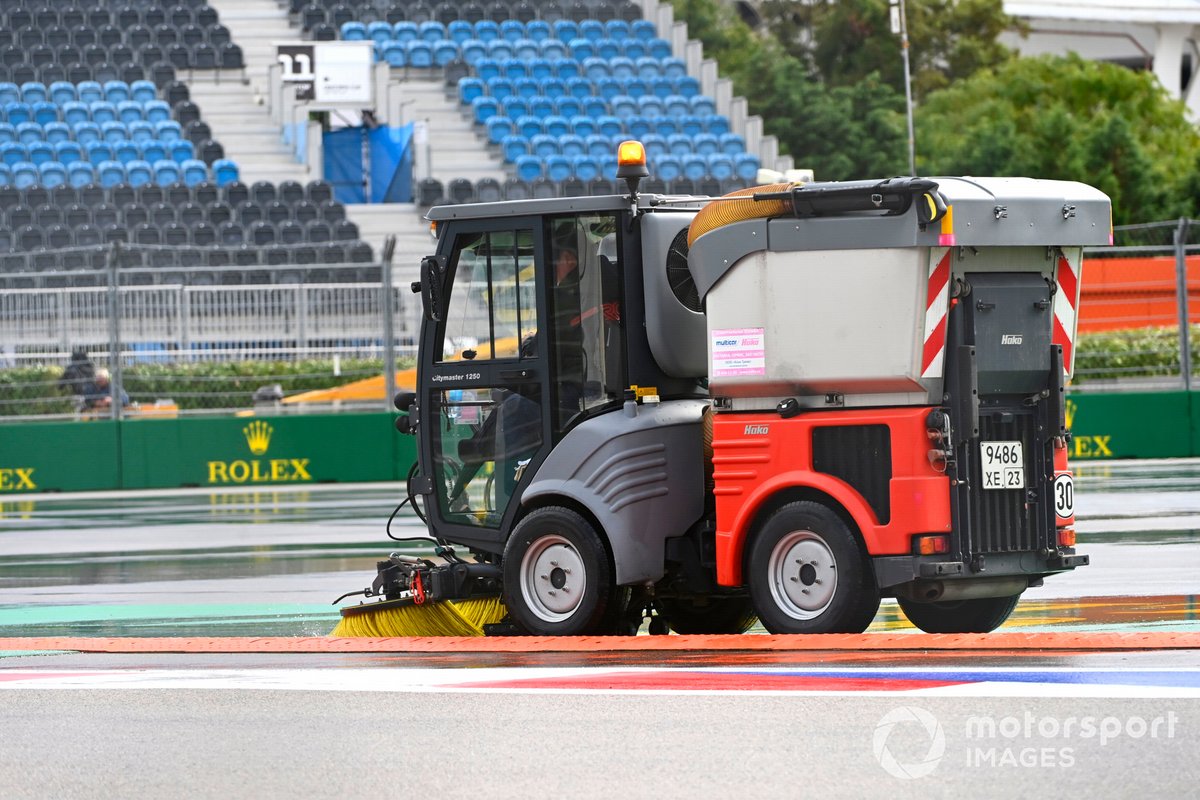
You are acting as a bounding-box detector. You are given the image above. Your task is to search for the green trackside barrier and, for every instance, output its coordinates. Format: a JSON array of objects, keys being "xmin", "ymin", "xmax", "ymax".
[
  {"xmin": 0, "ymin": 420, "xmax": 121, "ymax": 492},
  {"xmin": 0, "ymin": 414, "xmax": 416, "ymax": 494},
  {"xmin": 1066, "ymin": 392, "xmax": 1196, "ymax": 460}
]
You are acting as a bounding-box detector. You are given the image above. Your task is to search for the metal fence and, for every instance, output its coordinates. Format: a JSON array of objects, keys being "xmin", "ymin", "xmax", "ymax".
[
  {"xmin": 0, "ymin": 237, "xmax": 421, "ymax": 420},
  {"xmin": 1075, "ymin": 219, "xmax": 1199, "ymax": 392}
]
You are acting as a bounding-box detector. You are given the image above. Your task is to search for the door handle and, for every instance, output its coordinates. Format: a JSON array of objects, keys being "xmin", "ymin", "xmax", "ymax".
[{"xmin": 499, "ymin": 368, "xmax": 537, "ymax": 380}]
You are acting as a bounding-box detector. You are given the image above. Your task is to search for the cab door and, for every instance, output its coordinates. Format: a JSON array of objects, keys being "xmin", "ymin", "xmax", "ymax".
[{"xmin": 418, "ymin": 220, "xmax": 547, "ymax": 553}]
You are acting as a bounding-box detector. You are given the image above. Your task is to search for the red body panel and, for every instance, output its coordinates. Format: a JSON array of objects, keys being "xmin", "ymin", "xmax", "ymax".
[
  {"xmin": 712, "ymin": 407, "xmax": 951, "ymax": 587},
  {"xmin": 1054, "ymin": 439, "xmax": 1074, "ymax": 528}
]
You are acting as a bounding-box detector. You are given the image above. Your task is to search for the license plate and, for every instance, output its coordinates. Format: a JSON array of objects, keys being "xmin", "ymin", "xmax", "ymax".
[{"xmin": 980, "ymin": 441, "xmax": 1024, "ymax": 490}]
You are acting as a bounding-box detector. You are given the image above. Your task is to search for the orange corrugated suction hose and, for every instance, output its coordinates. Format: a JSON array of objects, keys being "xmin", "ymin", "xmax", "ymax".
[{"xmin": 687, "ymin": 182, "xmax": 797, "ymax": 248}]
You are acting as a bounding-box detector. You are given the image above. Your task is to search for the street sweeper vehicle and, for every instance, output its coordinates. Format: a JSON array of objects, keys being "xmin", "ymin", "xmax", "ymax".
[{"xmin": 332, "ymin": 143, "xmax": 1109, "ymax": 638}]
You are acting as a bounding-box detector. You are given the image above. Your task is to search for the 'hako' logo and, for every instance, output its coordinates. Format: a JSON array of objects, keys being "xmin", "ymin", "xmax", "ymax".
[
  {"xmin": 244, "ymin": 421, "xmax": 273, "ymax": 455},
  {"xmin": 1001, "ymin": 334, "xmax": 1023, "ymax": 345},
  {"xmin": 744, "ymin": 424, "xmax": 770, "ymax": 435},
  {"xmin": 207, "ymin": 422, "xmax": 312, "ymax": 484}
]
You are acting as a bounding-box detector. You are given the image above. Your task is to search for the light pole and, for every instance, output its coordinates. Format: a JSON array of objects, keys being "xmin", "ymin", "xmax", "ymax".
[{"xmin": 890, "ymin": 0, "xmax": 916, "ymax": 175}]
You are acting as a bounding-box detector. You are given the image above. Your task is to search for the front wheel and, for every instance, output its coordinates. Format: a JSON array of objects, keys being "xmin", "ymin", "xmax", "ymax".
[
  {"xmin": 502, "ymin": 506, "xmax": 622, "ymax": 636},
  {"xmin": 746, "ymin": 501, "xmax": 880, "ymax": 634},
  {"xmin": 897, "ymin": 594, "xmax": 1021, "ymax": 633}
]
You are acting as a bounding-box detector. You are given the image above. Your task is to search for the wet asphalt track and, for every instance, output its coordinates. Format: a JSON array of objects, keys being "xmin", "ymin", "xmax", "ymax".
[{"xmin": 1, "ymin": 459, "xmax": 1199, "ymax": 797}]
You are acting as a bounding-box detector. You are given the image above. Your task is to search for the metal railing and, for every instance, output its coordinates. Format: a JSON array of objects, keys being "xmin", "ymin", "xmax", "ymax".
[
  {"xmin": 1076, "ymin": 219, "xmax": 1199, "ymax": 392},
  {"xmin": 0, "ymin": 237, "xmax": 421, "ymax": 420}
]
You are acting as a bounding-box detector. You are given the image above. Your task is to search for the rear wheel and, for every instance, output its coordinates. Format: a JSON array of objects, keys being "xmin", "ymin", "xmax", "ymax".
[
  {"xmin": 897, "ymin": 594, "xmax": 1021, "ymax": 633},
  {"xmin": 747, "ymin": 501, "xmax": 880, "ymax": 634},
  {"xmin": 657, "ymin": 596, "xmax": 758, "ymax": 635},
  {"xmin": 502, "ymin": 506, "xmax": 621, "ymax": 636}
]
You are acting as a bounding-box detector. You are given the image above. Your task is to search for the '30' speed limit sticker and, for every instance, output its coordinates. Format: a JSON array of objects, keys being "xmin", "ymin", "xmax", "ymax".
[{"xmin": 1053, "ymin": 473, "xmax": 1074, "ymax": 520}]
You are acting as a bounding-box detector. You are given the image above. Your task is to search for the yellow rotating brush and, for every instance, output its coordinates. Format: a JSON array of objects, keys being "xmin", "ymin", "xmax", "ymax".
[{"xmin": 330, "ymin": 595, "xmax": 507, "ymax": 637}]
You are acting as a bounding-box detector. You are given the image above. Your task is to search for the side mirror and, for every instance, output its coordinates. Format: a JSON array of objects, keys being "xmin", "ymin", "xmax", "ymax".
[{"xmin": 420, "ymin": 255, "xmax": 447, "ymax": 322}]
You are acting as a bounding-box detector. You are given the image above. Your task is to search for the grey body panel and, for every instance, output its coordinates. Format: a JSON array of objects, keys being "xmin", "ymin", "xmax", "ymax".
[
  {"xmin": 639, "ymin": 211, "xmax": 706, "ymax": 378},
  {"xmin": 690, "ymin": 177, "xmax": 1111, "ymax": 301},
  {"xmin": 521, "ymin": 399, "xmax": 708, "ymax": 586},
  {"xmin": 426, "ymin": 194, "xmax": 631, "ymax": 221}
]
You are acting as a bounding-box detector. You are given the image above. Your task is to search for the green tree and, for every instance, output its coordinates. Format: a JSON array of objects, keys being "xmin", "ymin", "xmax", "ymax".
[{"xmin": 916, "ymin": 54, "xmax": 1200, "ymax": 224}]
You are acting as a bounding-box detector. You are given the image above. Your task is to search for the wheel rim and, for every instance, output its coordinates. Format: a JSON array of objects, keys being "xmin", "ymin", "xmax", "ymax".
[
  {"xmin": 518, "ymin": 533, "xmax": 587, "ymax": 623},
  {"xmin": 766, "ymin": 529, "xmax": 838, "ymax": 620}
]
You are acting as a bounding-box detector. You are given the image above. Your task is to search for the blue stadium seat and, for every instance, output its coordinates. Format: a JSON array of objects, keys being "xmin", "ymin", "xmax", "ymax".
[
  {"xmin": 145, "ymin": 101, "xmax": 171, "ymax": 125},
  {"xmin": 625, "ymin": 78, "xmax": 648, "ymax": 99},
  {"xmin": 579, "ymin": 20, "xmax": 604, "ymax": 42},
  {"xmin": 154, "ymin": 159, "xmax": 181, "ymax": 186},
  {"xmin": 642, "ymin": 134, "xmax": 668, "ymax": 160},
  {"xmin": 32, "ymin": 102, "xmax": 58, "ymax": 126},
  {"xmin": 529, "ymin": 96, "xmax": 553, "ymax": 118},
  {"xmin": 434, "ymin": 41, "xmax": 458, "ymax": 67},
  {"xmin": 448, "ymin": 20, "xmax": 474, "ymax": 45},
  {"xmin": 622, "ymin": 40, "xmax": 647, "ymax": 60},
  {"xmin": 707, "ymin": 115, "xmax": 731, "ymax": 135},
  {"xmin": 553, "ymin": 20, "xmax": 579, "ymax": 43},
  {"xmin": 663, "ymin": 58, "xmax": 687, "ymax": 80},
  {"xmin": 54, "ymin": 140, "xmax": 82, "ymax": 164},
  {"xmin": 528, "ymin": 58, "xmax": 553, "ymax": 81},
  {"xmin": 734, "ymin": 153, "xmax": 760, "ymax": 181},
  {"xmin": 21, "ymin": 82, "xmax": 48, "ymax": 104},
  {"xmin": 86, "ymin": 141, "xmax": 113, "ymax": 163},
  {"xmin": 181, "ymin": 158, "xmax": 207, "ymax": 186},
  {"xmin": 541, "ymin": 78, "xmax": 567, "ymax": 99},
  {"xmin": 677, "ymin": 76, "xmax": 701, "ymax": 98},
  {"xmin": 16, "ymin": 122, "xmax": 41, "ymax": 145},
  {"xmin": 78, "ymin": 82, "xmax": 103, "ymax": 104},
  {"xmin": 667, "ymin": 133, "xmax": 690, "ymax": 156},
  {"xmin": 595, "ymin": 78, "xmax": 620, "ymax": 102},
  {"xmin": 605, "ymin": 20, "xmax": 631, "ymax": 40},
  {"xmin": 660, "ymin": 95, "xmax": 687, "ymax": 117},
  {"xmin": 104, "ymin": 81, "xmax": 130, "ymax": 104},
  {"xmin": 461, "ymin": 39, "xmax": 486, "ymax": 65},
  {"xmin": 501, "ymin": 57, "xmax": 527, "ymax": 79},
  {"xmin": 530, "ymin": 133, "xmax": 558, "ymax": 157},
  {"xmin": 393, "ymin": 22, "xmax": 419, "ymax": 44},
  {"xmin": 12, "ymin": 161, "xmax": 38, "ymax": 189},
  {"xmin": 471, "ymin": 96, "xmax": 500, "ymax": 124},
  {"xmin": 679, "ymin": 115, "xmax": 704, "ymax": 137},
  {"xmin": 5, "ymin": 103, "xmax": 33, "ymax": 126},
  {"xmin": 407, "ymin": 41, "xmax": 434, "ymax": 68},
  {"xmin": 546, "ymin": 155, "xmax": 571, "ymax": 182},
  {"xmin": 632, "ymin": 20, "xmax": 657, "ymax": 41},
  {"xmin": 28, "ymin": 141, "xmax": 52, "ymax": 165},
  {"xmin": 0, "ymin": 163, "xmax": 10, "ymax": 187},
  {"xmin": 653, "ymin": 117, "xmax": 678, "ymax": 137},
  {"xmin": 485, "ymin": 116, "xmax": 514, "ymax": 143},
  {"xmin": 566, "ymin": 77, "xmax": 591, "ymax": 99},
  {"xmin": 474, "ymin": 20, "xmax": 500, "ymax": 43},
  {"xmin": 115, "ymin": 139, "xmax": 139, "ymax": 164},
  {"xmin": 583, "ymin": 97, "xmax": 607, "ymax": 118},
  {"xmin": 129, "ymin": 121, "xmax": 154, "ymax": 144},
  {"xmin": 488, "ymin": 40, "xmax": 515, "ymax": 62},
  {"xmin": 527, "ymin": 20, "xmax": 551, "ymax": 42},
  {"xmin": 0, "ymin": 124, "xmax": 13, "ymax": 144},
  {"xmin": 597, "ymin": 115, "xmax": 622, "ymax": 138},
  {"xmin": 36, "ymin": 161, "xmax": 65, "ymax": 188},
  {"xmin": 381, "ymin": 42, "xmax": 406, "ymax": 67},
  {"xmin": 560, "ymin": 134, "xmax": 585, "ymax": 158},
  {"xmin": 459, "ymin": 77, "xmax": 485, "ymax": 104},
  {"xmin": 368, "ymin": 22, "xmax": 393, "ymax": 47},
  {"xmin": 596, "ymin": 39, "xmax": 620, "ymax": 60},
  {"xmin": 154, "ymin": 121, "xmax": 182, "ymax": 142},
  {"xmin": 419, "ymin": 21, "xmax": 447, "ymax": 44},
  {"xmin": 610, "ymin": 95, "xmax": 636, "ymax": 119},
  {"xmin": 44, "ymin": 122, "xmax": 70, "ymax": 144},
  {"xmin": 544, "ymin": 115, "xmax": 570, "ymax": 137},
  {"xmin": 141, "ymin": 140, "xmax": 166, "ymax": 163},
  {"xmin": 581, "ymin": 57, "xmax": 608, "ymax": 82},
  {"xmin": 49, "ymin": 81, "xmax": 76, "ymax": 105},
  {"xmin": 585, "ymin": 133, "xmax": 609, "ymax": 157},
  {"xmin": 475, "ymin": 58, "xmax": 501, "ymax": 82},
  {"xmin": 117, "ymin": 100, "xmax": 143, "ymax": 124},
  {"xmin": 127, "ymin": 159, "xmax": 152, "ymax": 187},
  {"xmin": 67, "ymin": 161, "xmax": 94, "ymax": 188},
  {"xmin": 62, "ymin": 101, "xmax": 89, "ymax": 127},
  {"xmin": 569, "ymin": 39, "xmax": 595, "ymax": 61},
  {"xmin": 100, "ymin": 121, "xmax": 125, "ymax": 144},
  {"xmin": 97, "ymin": 160, "xmax": 124, "ymax": 187},
  {"xmin": 170, "ymin": 140, "xmax": 195, "ymax": 163},
  {"xmin": 571, "ymin": 155, "xmax": 600, "ymax": 182},
  {"xmin": 341, "ymin": 22, "xmax": 367, "ymax": 41},
  {"xmin": 540, "ymin": 40, "xmax": 567, "ymax": 62},
  {"xmin": 213, "ymin": 158, "xmax": 238, "ymax": 187},
  {"xmin": 500, "ymin": 20, "xmax": 525, "ymax": 43},
  {"xmin": 501, "ymin": 134, "xmax": 528, "ymax": 162},
  {"xmin": 502, "ymin": 78, "xmax": 528, "ymax": 100},
  {"xmin": 638, "ymin": 95, "xmax": 664, "ymax": 118},
  {"xmin": 514, "ymin": 39, "xmax": 538, "ymax": 61},
  {"xmin": 719, "ymin": 133, "xmax": 746, "ymax": 155},
  {"xmin": 570, "ymin": 116, "xmax": 597, "ymax": 138},
  {"xmin": 555, "ymin": 96, "xmax": 582, "ymax": 118},
  {"xmin": 682, "ymin": 155, "xmax": 706, "ymax": 182},
  {"xmin": 515, "ymin": 114, "xmax": 542, "ymax": 138},
  {"xmin": 656, "ymin": 155, "xmax": 682, "ymax": 182},
  {"xmin": 90, "ymin": 101, "xmax": 116, "ymax": 125},
  {"xmin": 501, "ymin": 97, "xmax": 528, "ymax": 119},
  {"xmin": 707, "ymin": 154, "xmax": 734, "ymax": 181},
  {"xmin": 690, "ymin": 96, "xmax": 716, "ymax": 117},
  {"xmin": 626, "ymin": 115, "xmax": 651, "ymax": 138},
  {"xmin": 694, "ymin": 133, "xmax": 719, "ymax": 157},
  {"xmin": 554, "ymin": 59, "xmax": 581, "ymax": 80},
  {"xmin": 514, "ymin": 154, "xmax": 542, "ymax": 182},
  {"xmin": 0, "ymin": 83, "xmax": 18, "ymax": 105},
  {"xmin": 648, "ymin": 39, "xmax": 673, "ymax": 59},
  {"xmin": 637, "ymin": 58, "xmax": 663, "ymax": 81}
]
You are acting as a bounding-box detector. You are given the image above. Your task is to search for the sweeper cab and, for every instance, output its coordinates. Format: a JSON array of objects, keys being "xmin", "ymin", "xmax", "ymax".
[{"xmin": 335, "ymin": 143, "xmax": 1110, "ymax": 636}]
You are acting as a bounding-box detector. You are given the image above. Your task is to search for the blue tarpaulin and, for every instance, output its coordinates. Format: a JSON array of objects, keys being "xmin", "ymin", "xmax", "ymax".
[{"xmin": 322, "ymin": 123, "xmax": 414, "ymax": 204}]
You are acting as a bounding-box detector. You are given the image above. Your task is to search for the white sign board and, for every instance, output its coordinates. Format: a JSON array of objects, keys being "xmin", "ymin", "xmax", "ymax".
[{"xmin": 276, "ymin": 41, "xmax": 374, "ymax": 108}]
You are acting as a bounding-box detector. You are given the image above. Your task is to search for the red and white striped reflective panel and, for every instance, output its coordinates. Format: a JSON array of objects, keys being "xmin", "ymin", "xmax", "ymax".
[
  {"xmin": 921, "ymin": 247, "xmax": 952, "ymax": 378},
  {"xmin": 1053, "ymin": 249, "xmax": 1082, "ymax": 377}
]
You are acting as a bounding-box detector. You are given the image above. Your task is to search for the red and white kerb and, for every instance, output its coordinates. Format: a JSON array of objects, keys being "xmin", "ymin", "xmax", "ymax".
[
  {"xmin": 1052, "ymin": 249, "xmax": 1081, "ymax": 378},
  {"xmin": 920, "ymin": 247, "xmax": 952, "ymax": 379}
]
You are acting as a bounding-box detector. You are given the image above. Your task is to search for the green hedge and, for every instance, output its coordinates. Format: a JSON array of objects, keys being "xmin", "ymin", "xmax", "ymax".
[
  {"xmin": 1074, "ymin": 325, "xmax": 1198, "ymax": 384},
  {"xmin": 0, "ymin": 358, "xmax": 416, "ymax": 416}
]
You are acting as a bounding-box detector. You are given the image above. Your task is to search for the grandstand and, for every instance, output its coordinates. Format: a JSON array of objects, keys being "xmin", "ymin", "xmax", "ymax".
[{"xmin": 0, "ymin": 0, "xmax": 788, "ymax": 342}]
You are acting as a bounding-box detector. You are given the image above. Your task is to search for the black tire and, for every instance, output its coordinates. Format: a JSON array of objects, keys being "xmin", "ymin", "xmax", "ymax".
[
  {"xmin": 897, "ymin": 594, "xmax": 1021, "ymax": 634},
  {"xmin": 502, "ymin": 506, "xmax": 621, "ymax": 636},
  {"xmin": 657, "ymin": 596, "xmax": 758, "ymax": 635},
  {"xmin": 746, "ymin": 501, "xmax": 880, "ymax": 634}
]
